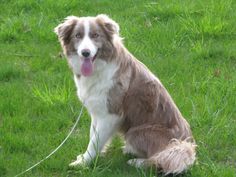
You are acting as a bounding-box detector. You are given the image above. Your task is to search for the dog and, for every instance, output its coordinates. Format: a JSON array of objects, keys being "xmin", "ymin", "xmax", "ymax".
[{"xmin": 54, "ymin": 14, "xmax": 196, "ymax": 175}]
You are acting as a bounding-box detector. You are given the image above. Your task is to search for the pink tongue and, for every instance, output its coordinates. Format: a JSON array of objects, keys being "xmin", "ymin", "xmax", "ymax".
[{"xmin": 81, "ymin": 58, "xmax": 93, "ymax": 77}]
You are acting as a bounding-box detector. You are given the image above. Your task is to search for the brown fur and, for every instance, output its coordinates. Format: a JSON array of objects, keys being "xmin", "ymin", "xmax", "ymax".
[
  {"xmin": 107, "ymin": 39, "xmax": 196, "ymax": 174},
  {"xmin": 105, "ymin": 18, "xmax": 196, "ymax": 174},
  {"xmin": 108, "ymin": 43, "xmax": 194, "ymax": 148}
]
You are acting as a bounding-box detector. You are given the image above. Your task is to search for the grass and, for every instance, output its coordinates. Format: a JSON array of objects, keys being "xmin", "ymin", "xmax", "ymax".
[{"xmin": 0, "ymin": 0, "xmax": 236, "ymax": 176}]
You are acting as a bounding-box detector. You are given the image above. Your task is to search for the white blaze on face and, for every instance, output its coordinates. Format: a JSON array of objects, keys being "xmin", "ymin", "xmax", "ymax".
[
  {"xmin": 68, "ymin": 18, "xmax": 100, "ymax": 77},
  {"xmin": 76, "ymin": 20, "xmax": 98, "ymax": 77},
  {"xmin": 77, "ymin": 20, "xmax": 97, "ymax": 58}
]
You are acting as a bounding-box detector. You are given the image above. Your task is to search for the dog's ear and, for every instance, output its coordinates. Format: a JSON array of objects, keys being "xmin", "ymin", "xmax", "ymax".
[
  {"xmin": 54, "ymin": 16, "xmax": 78, "ymax": 45},
  {"xmin": 96, "ymin": 14, "xmax": 119, "ymax": 36}
]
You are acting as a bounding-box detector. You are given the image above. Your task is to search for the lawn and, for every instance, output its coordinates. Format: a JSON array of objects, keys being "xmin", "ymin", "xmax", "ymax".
[{"xmin": 0, "ymin": 0, "xmax": 236, "ymax": 176}]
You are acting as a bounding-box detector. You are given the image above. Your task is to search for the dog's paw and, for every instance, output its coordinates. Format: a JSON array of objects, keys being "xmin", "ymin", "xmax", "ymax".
[
  {"xmin": 122, "ymin": 145, "xmax": 130, "ymax": 155},
  {"xmin": 122, "ymin": 145, "xmax": 137, "ymax": 155},
  {"xmin": 69, "ymin": 154, "xmax": 87, "ymax": 167},
  {"xmin": 127, "ymin": 158, "xmax": 146, "ymax": 168}
]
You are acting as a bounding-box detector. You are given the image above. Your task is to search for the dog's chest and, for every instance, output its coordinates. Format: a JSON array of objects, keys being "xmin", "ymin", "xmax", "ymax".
[{"xmin": 74, "ymin": 62, "xmax": 118, "ymax": 116}]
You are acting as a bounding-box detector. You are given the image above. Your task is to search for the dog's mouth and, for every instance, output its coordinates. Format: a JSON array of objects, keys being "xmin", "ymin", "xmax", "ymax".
[{"xmin": 80, "ymin": 52, "xmax": 98, "ymax": 77}]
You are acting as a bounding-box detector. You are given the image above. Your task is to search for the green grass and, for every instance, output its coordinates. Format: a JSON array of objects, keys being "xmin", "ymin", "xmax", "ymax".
[{"xmin": 0, "ymin": 0, "xmax": 236, "ymax": 176}]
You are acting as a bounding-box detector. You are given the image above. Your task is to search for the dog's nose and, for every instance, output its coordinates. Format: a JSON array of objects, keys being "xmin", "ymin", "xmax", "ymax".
[{"xmin": 81, "ymin": 49, "xmax": 90, "ymax": 58}]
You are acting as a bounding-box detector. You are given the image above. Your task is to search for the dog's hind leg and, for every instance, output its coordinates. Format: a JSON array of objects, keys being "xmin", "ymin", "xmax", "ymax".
[
  {"xmin": 125, "ymin": 125, "xmax": 196, "ymax": 174},
  {"xmin": 124, "ymin": 125, "xmax": 172, "ymax": 170},
  {"xmin": 125, "ymin": 125, "xmax": 172, "ymax": 159}
]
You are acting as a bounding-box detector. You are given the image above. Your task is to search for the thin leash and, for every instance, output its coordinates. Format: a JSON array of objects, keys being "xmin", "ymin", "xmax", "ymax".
[{"xmin": 14, "ymin": 104, "xmax": 84, "ymax": 177}]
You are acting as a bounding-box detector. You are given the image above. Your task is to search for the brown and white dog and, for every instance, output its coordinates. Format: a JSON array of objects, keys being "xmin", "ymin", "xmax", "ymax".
[{"xmin": 54, "ymin": 14, "xmax": 196, "ymax": 175}]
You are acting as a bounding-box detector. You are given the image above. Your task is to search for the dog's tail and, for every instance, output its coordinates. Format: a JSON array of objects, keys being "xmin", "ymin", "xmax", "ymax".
[{"xmin": 148, "ymin": 138, "xmax": 196, "ymax": 175}]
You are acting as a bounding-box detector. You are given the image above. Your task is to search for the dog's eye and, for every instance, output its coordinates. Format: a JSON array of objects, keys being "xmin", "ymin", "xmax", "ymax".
[
  {"xmin": 75, "ymin": 33, "xmax": 82, "ymax": 39},
  {"xmin": 91, "ymin": 33, "xmax": 99, "ymax": 38}
]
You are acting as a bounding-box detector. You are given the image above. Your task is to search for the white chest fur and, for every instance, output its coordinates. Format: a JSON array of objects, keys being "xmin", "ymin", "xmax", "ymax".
[
  {"xmin": 74, "ymin": 60, "xmax": 118, "ymax": 117},
  {"xmin": 71, "ymin": 60, "xmax": 123, "ymax": 165}
]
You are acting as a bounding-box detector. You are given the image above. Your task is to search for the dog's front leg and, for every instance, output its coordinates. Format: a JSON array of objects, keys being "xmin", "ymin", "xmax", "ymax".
[
  {"xmin": 90, "ymin": 118, "xmax": 97, "ymax": 139},
  {"xmin": 69, "ymin": 115, "xmax": 120, "ymax": 166}
]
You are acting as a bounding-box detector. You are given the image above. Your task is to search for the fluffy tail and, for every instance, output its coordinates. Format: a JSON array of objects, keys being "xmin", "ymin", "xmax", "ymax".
[{"xmin": 149, "ymin": 139, "xmax": 196, "ymax": 175}]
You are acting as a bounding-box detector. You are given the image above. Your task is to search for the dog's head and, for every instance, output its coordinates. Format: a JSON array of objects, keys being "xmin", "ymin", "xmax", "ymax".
[{"xmin": 54, "ymin": 14, "xmax": 120, "ymax": 77}]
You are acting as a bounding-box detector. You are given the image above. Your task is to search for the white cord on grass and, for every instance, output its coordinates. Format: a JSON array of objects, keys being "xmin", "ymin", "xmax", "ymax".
[{"xmin": 15, "ymin": 105, "xmax": 84, "ymax": 177}]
